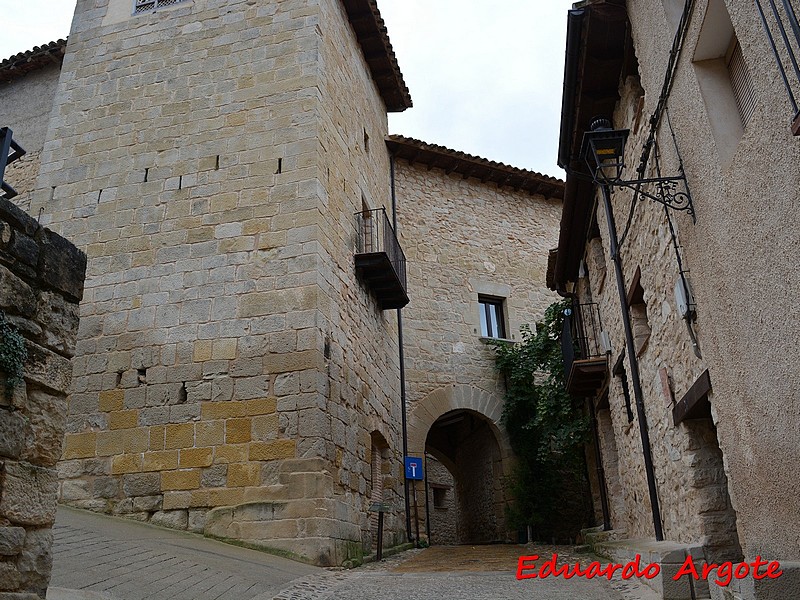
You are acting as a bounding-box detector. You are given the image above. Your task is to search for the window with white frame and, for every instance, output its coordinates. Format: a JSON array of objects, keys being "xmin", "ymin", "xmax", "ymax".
[{"xmin": 478, "ymin": 295, "xmax": 506, "ymax": 339}]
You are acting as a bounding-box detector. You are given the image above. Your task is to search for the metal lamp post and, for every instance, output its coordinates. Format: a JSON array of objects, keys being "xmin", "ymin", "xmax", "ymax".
[{"xmin": 580, "ymin": 117, "xmax": 666, "ymax": 541}]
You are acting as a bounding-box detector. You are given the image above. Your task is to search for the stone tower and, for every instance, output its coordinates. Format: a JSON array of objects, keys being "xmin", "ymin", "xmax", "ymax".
[{"xmin": 32, "ymin": 0, "xmax": 411, "ymax": 565}]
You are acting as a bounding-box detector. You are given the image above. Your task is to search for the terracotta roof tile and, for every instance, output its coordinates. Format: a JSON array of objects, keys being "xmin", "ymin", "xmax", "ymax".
[
  {"xmin": 341, "ymin": 0, "xmax": 412, "ymax": 112},
  {"xmin": 386, "ymin": 135, "xmax": 564, "ymax": 198},
  {"xmin": 0, "ymin": 40, "xmax": 68, "ymax": 83}
]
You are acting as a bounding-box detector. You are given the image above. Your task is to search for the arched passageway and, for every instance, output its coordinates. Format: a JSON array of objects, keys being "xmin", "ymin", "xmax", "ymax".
[{"xmin": 407, "ymin": 385, "xmax": 515, "ymax": 545}]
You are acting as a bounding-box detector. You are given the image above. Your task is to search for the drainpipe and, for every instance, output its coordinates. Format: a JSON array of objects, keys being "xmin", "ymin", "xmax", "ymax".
[
  {"xmin": 599, "ymin": 183, "xmax": 664, "ymax": 541},
  {"xmin": 390, "ymin": 155, "xmax": 413, "ymax": 543}
]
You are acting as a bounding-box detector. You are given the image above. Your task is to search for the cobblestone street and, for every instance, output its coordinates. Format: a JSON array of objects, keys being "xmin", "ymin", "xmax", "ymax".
[{"xmin": 49, "ymin": 507, "xmax": 659, "ymax": 600}]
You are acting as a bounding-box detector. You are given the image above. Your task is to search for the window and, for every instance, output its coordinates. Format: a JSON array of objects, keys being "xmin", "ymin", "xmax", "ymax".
[
  {"xmin": 613, "ymin": 353, "xmax": 635, "ymax": 423},
  {"xmin": 692, "ymin": 0, "xmax": 755, "ymax": 164},
  {"xmin": 432, "ymin": 486, "xmax": 449, "ymax": 509},
  {"xmin": 627, "ymin": 268, "xmax": 651, "ymax": 356},
  {"xmin": 726, "ymin": 39, "xmax": 756, "ymax": 127},
  {"xmin": 134, "ymin": 0, "xmax": 189, "ymax": 14},
  {"xmin": 478, "ymin": 296, "xmax": 506, "ymax": 339}
]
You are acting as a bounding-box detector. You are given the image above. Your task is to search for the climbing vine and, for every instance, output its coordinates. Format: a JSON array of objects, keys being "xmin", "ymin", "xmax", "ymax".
[
  {"xmin": 490, "ymin": 300, "xmax": 592, "ymax": 542},
  {"xmin": 0, "ymin": 311, "xmax": 27, "ymax": 398}
]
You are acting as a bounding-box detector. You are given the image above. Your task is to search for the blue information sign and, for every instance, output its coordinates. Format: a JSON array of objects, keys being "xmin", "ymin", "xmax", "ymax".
[{"xmin": 404, "ymin": 456, "xmax": 424, "ymax": 480}]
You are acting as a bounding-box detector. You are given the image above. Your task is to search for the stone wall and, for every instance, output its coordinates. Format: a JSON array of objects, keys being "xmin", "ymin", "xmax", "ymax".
[
  {"xmin": 0, "ymin": 63, "xmax": 62, "ymax": 213},
  {"xmin": 395, "ymin": 158, "xmax": 562, "ymax": 542},
  {"xmin": 570, "ymin": 0, "xmax": 800, "ymax": 575},
  {"xmin": 0, "ymin": 198, "xmax": 86, "ymax": 599},
  {"xmin": 28, "ymin": 0, "xmax": 405, "ymax": 566},
  {"xmin": 425, "ymin": 454, "xmax": 457, "ymax": 545},
  {"xmin": 625, "ymin": 0, "xmax": 800, "ymax": 564},
  {"xmin": 577, "ymin": 96, "xmax": 743, "ymax": 559}
]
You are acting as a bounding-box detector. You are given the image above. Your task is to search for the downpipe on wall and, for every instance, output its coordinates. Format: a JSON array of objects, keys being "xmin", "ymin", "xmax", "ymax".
[{"xmin": 599, "ymin": 183, "xmax": 664, "ymax": 542}]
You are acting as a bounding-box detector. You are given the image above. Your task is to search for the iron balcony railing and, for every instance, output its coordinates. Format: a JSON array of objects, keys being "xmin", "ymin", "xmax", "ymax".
[
  {"xmin": 755, "ymin": 0, "xmax": 800, "ymax": 133},
  {"xmin": 561, "ymin": 301, "xmax": 608, "ymax": 395},
  {"xmin": 354, "ymin": 207, "xmax": 408, "ymax": 309}
]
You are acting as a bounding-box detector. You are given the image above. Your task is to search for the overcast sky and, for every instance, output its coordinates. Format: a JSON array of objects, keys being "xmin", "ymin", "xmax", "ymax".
[{"xmin": 1, "ymin": 0, "xmax": 573, "ymax": 178}]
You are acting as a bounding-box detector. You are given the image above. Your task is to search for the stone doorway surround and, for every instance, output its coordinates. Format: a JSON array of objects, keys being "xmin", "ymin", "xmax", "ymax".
[{"xmin": 407, "ymin": 384, "xmax": 515, "ymax": 544}]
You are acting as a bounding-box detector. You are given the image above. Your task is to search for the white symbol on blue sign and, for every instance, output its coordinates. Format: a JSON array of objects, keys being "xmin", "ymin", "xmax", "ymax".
[{"xmin": 404, "ymin": 456, "xmax": 424, "ymax": 480}]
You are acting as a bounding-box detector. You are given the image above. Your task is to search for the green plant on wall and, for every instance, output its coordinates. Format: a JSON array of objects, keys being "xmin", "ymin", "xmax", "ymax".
[
  {"xmin": 0, "ymin": 310, "xmax": 28, "ymax": 397},
  {"xmin": 490, "ymin": 300, "xmax": 592, "ymax": 542}
]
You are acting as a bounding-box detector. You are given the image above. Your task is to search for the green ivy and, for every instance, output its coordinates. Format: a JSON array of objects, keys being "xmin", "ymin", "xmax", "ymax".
[
  {"xmin": 0, "ymin": 311, "xmax": 28, "ymax": 397},
  {"xmin": 490, "ymin": 300, "xmax": 592, "ymax": 542}
]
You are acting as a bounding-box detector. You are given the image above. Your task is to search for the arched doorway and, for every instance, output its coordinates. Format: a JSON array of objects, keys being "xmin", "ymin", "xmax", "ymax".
[{"xmin": 408, "ymin": 385, "xmax": 515, "ymax": 545}]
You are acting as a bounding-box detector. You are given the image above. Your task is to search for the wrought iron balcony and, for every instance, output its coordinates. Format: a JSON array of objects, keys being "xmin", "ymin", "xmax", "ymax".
[
  {"xmin": 561, "ymin": 301, "xmax": 608, "ymax": 397},
  {"xmin": 354, "ymin": 207, "xmax": 409, "ymax": 310}
]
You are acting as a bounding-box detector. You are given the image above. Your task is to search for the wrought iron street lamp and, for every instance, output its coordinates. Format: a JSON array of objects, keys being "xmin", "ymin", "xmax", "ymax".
[
  {"xmin": 581, "ymin": 117, "xmax": 695, "ymax": 220},
  {"xmin": 580, "ymin": 116, "xmax": 671, "ymax": 542}
]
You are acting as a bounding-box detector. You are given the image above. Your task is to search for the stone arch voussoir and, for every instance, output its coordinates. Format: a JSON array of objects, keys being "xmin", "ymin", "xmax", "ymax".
[{"xmin": 408, "ymin": 384, "xmax": 513, "ymax": 475}]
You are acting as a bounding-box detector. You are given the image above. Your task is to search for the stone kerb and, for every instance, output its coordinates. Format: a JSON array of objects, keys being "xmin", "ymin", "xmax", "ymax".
[
  {"xmin": 0, "ymin": 198, "xmax": 87, "ymax": 599},
  {"xmin": 407, "ymin": 384, "xmax": 512, "ymax": 467}
]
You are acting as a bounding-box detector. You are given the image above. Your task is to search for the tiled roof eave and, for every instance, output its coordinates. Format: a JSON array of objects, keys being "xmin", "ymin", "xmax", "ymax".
[
  {"xmin": 386, "ymin": 135, "xmax": 565, "ymax": 199},
  {"xmin": 0, "ymin": 39, "xmax": 68, "ymax": 84}
]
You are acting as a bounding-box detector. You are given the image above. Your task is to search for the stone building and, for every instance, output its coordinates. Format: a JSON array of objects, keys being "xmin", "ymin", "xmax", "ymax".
[
  {"xmin": 553, "ymin": 0, "xmax": 800, "ymax": 598},
  {"xmin": 389, "ymin": 136, "xmax": 563, "ymax": 544},
  {"xmin": 0, "ymin": 0, "xmax": 563, "ymax": 566}
]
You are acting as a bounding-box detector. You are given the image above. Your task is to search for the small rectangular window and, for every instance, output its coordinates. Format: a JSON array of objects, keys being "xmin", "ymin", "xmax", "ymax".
[{"xmin": 478, "ymin": 296, "xmax": 506, "ymax": 339}]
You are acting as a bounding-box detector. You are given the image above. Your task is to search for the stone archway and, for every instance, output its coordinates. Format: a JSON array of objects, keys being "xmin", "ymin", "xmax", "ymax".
[{"xmin": 408, "ymin": 385, "xmax": 515, "ymax": 544}]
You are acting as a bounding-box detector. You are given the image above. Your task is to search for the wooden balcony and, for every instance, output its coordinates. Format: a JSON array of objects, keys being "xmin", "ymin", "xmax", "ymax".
[{"xmin": 354, "ymin": 208, "xmax": 409, "ymax": 310}]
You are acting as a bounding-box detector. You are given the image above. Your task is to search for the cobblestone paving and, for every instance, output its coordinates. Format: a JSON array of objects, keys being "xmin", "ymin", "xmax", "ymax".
[
  {"xmin": 50, "ymin": 507, "xmax": 660, "ymax": 600},
  {"xmin": 271, "ymin": 545, "xmax": 662, "ymax": 600}
]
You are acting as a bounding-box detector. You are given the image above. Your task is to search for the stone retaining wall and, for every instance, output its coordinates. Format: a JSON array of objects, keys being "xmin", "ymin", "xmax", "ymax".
[{"xmin": 0, "ymin": 198, "xmax": 86, "ymax": 599}]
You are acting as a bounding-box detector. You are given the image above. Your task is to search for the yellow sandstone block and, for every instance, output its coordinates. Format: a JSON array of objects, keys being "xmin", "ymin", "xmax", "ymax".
[
  {"xmin": 98, "ymin": 389, "xmax": 124, "ymax": 412},
  {"xmin": 227, "ymin": 463, "xmax": 261, "ymax": 487},
  {"xmin": 180, "ymin": 447, "xmax": 213, "ymax": 468},
  {"xmin": 244, "ymin": 397, "xmax": 277, "ymax": 416},
  {"xmin": 195, "ymin": 421, "xmax": 224, "ymax": 446},
  {"xmin": 123, "ymin": 428, "xmax": 149, "ymax": 453},
  {"xmin": 252, "ymin": 414, "xmax": 279, "ymax": 440},
  {"xmin": 142, "ymin": 450, "xmax": 179, "ymax": 472},
  {"xmin": 162, "ymin": 469, "xmax": 201, "ymax": 491},
  {"xmin": 208, "ymin": 488, "xmax": 245, "ymax": 507},
  {"xmin": 95, "ymin": 431, "xmax": 120, "ymax": 457},
  {"xmin": 214, "ymin": 444, "xmax": 248, "ymax": 464},
  {"xmin": 225, "ymin": 418, "xmax": 252, "ymax": 443},
  {"xmin": 111, "ymin": 453, "xmax": 143, "ymax": 475},
  {"xmin": 63, "ymin": 432, "xmax": 97, "ymax": 459},
  {"xmin": 165, "ymin": 423, "xmax": 194, "ymax": 449},
  {"xmin": 201, "ymin": 401, "xmax": 245, "ymax": 420},
  {"xmin": 189, "ymin": 489, "xmax": 211, "ymax": 508},
  {"xmin": 193, "ymin": 340, "xmax": 213, "ymax": 363},
  {"xmin": 162, "ymin": 491, "xmax": 192, "ymax": 510},
  {"xmin": 150, "ymin": 425, "xmax": 166, "ymax": 451},
  {"xmin": 109, "ymin": 410, "xmax": 139, "ymax": 430},
  {"xmin": 249, "ymin": 439, "xmax": 296, "ymax": 461},
  {"xmin": 212, "ymin": 338, "xmax": 238, "ymax": 360}
]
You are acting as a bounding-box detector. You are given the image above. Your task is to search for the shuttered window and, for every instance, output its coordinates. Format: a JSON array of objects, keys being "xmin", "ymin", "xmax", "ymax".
[{"xmin": 727, "ymin": 40, "xmax": 757, "ymax": 127}]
